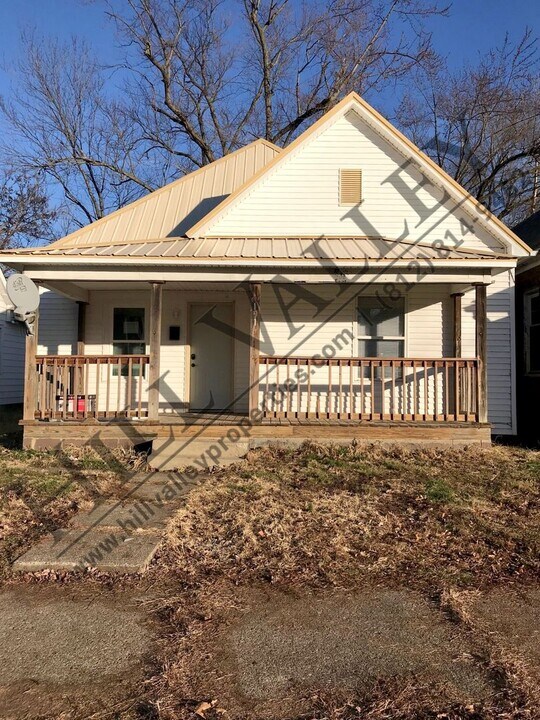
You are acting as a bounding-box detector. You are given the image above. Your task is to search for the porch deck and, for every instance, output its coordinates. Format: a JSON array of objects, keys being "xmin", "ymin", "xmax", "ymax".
[{"xmin": 21, "ymin": 408, "xmax": 491, "ymax": 450}]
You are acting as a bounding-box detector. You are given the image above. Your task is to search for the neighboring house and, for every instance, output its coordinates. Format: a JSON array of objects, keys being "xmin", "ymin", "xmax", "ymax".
[
  {"xmin": 0, "ymin": 276, "xmax": 77, "ymax": 408},
  {"xmin": 0, "ymin": 92, "xmax": 532, "ymax": 456},
  {"xmin": 0, "ymin": 273, "xmax": 26, "ymax": 406},
  {"xmin": 513, "ymin": 210, "xmax": 540, "ymax": 442}
]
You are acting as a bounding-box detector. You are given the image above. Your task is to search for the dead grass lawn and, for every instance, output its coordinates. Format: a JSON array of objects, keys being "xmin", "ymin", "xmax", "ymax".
[{"xmin": 163, "ymin": 442, "xmax": 540, "ymax": 591}]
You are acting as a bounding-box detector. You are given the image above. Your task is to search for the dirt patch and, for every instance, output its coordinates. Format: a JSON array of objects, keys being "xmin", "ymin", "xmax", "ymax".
[{"xmin": 0, "ymin": 584, "xmax": 155, "ymax": 719}]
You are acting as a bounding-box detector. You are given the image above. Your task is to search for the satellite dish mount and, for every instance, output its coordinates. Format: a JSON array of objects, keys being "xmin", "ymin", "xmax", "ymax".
[{"xmin": 6, "ymin": 274, "xmax": 40, "ymax": 335}]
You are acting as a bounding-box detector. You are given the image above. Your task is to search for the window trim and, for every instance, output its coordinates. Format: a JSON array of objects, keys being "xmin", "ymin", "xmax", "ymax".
[
  {"xmin": 356, "ymin": 294, "xmax": 408, "ymax": 359},
  {"xmin": 112, "ymin": 306, "xmax": 147, "ymax": 377},
  {"xmin": 524, "ymin": 288, "xmax": 540, "ymax": 376}
]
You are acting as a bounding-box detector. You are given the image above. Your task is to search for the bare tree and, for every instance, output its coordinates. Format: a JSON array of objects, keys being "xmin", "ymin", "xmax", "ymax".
[
  {"xmin": 0, "ymin": 34, "xmax": 171, "ymax": 228},
  {"xmin": 397, "ymin": 31, "xmax": 540, "ymax": 224},
  {"xmin": 0, "ymin": 170, "xmax": 56, "ymax": 250},
  {"xmin": 1, "ymin": 1, "xmax": 446, "ymax": 230},
  {"xmin": 107, "ymin": 0, "xmax": 446, "ymax": 165}
]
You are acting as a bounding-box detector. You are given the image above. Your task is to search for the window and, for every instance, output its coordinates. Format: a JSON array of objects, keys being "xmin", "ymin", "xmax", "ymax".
[
  {"xmin": 524, "ymin": 289, "xmax": 540, "ymax": 375},
  {"xmin": 357, "ymin": 296, "xmax": 405, "ymax": 375},
  {"xmin": 339, "ymin": 168, "xmax": 362, "ymax": 205},
  {"xmin": 113, "ymin": 308, "xmax": 145, "ymax": 376}
]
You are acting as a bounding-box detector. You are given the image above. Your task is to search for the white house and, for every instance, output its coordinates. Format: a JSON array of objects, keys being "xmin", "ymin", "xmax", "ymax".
[{"xmin": 0, "ymin": 93, "xmax": 532, "ymax": 458}]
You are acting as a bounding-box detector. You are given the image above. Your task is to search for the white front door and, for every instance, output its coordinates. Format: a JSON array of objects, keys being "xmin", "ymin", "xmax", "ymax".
[{"xmin": 189, "ymin": 303, "xmax": 234, "ymax": 410}]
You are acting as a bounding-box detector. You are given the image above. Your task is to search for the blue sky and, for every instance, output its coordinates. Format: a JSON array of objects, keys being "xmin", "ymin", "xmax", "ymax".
[
  {"xmin": 0, "ymin": 0, "xmax": 538, "ymax": 105},
  {"xmin": 0, "ymin": 0, "xmax": 538, "ymax": 135},
  {"xmin": 0, "ymin": 0, "xmax": 538, "ymax": 84}
]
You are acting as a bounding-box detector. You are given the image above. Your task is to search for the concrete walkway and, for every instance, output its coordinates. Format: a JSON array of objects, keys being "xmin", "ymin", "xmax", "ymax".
[
  {"xmin": 13, "ymin": 471, "xmax": 200, "ymax": 573},
  {"xmin": 0, "ymin": 585, "xmax": 152, "ymax": 718}
]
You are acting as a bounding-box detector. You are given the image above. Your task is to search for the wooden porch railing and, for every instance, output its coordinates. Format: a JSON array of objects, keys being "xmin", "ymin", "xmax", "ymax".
[
  {"xmin": 259, "ymin": 357, "xmax": 480, "ymax": 422},
  {"xmin": 34, "ymin": 355, "xmax": 150, "ymax": 420}
]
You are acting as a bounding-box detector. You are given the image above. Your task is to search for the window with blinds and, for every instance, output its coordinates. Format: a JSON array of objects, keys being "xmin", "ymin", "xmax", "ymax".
[{"xmin": 339, "ymin": 168, "xmax": 362, "ymax": 205}]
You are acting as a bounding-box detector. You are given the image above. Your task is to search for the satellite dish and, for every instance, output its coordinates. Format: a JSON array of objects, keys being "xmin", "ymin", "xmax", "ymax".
[
  {"xmin": 6, "ymin": 274, "xmax": 40, "ymax": 335},
  {"xmin": 6, "ymin": 274, "xmax": 40, "ymax": 313}
]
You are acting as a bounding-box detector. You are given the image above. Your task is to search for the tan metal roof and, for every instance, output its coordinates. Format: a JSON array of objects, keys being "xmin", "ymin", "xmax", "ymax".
[
  {"xmin": 6, "ymin": 237, "xmax": 510, "ymax": 262},
  {"xmin": 48, "ymin": 139, "xmax": 280, "ymax": 251}
]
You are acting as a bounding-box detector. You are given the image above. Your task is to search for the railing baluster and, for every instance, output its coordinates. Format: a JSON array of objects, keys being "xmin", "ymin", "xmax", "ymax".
[
  {"xmin": 400, "ymin": 360, "xmax": 407, "ymax": 420},
  {"xmin": 94, "ymin": 358, "xmax": 100, "ymax": 418},
  {"xmin": 359, "ymin": 360, "xmax": 364, "ymax": 418},
  {"xmin": 423, "ymin": 360, "xmax": 428, "ymax": 421},
  {"xmin": 40, "ymin": 359, "xmax": 46, "ymax": 420},
  {"xmin": 390, "ymin": 361, "xmax": 395, "ymax": 420},
  {"xmin": 137, "ymin": 357, "xmax": 143, "ymax": 419},
  {"xmin": 434, "ymin": 361, "xmax": 439, "ymax": 421},
  {"xmin": 454, "ymin": 361, "xmax": 460, "ymax": 421},
  {"xmin": 61, "ymin": 359, "xmax": 68, "ymax": 420},
  {"xmin": 106, "ymin": 358, "xmax": 111, "ymax": 418},
  {"xmin": 307, "ymin": 358, "xmax": 311, "ymax": 417},
  {"xmin": 296, "ymin": 358, "xmax": 301, "ymax": 419},
  {"xmin": 338, "ymin": 361, "xmax": 343, "ymax": 418},
  {"xmin": 127, "ymin": 358, "xmax": 133, "ymax": 417},
  {"xmin": 349, "ymin": 359, "xmax": 353, "ymax": 419},
  {"xmin": 444, "ymin": 361, "xmax": 449, "ymax": 421},
  {"xmin": 370, "ymin": 361, "xmax": 375, "ymax": 420},
  {"xmin": 328, "ymin": 362, "xmax": 332, "ymax": 418},
  {"xmin": 285, "ymin": 358, "xmax": 291, "ymax": 418},
  {"xmin": 83, "ymin": 357, "xmax": 89, "ymax": 419},
  {"xmin": 276, "ymin": 362, "xmax": 280, "ymax": 416},
  {"xmin": 117, "ymin": 357, "xmax": 122, "ymax": 415}
]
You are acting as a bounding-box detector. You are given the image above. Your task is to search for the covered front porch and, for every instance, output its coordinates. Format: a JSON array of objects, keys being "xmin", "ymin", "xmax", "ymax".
[{"xmin": 21, "ymin": 274, "xmax": 492, "ymax": 449}]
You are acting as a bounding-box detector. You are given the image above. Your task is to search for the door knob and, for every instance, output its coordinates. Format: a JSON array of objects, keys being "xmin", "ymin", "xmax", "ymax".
[
  {"xmin": 191, "ymin": 353, "xmax": 196, "ymax": 359},
  {"xmin": 191, "ymin": 362, "xmax": 196, "ymax": 367}
]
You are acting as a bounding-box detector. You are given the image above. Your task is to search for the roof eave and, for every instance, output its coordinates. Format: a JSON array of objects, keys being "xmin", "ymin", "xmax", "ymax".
[{"xmin": 0, "ymin": 254, "xmax": 517, "ymax": 270}]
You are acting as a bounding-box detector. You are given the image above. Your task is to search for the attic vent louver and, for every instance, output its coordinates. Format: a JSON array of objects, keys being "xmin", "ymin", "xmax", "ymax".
[{"xmin": 339, "ymin": 168, "xmax": 362, "ymax": 205}]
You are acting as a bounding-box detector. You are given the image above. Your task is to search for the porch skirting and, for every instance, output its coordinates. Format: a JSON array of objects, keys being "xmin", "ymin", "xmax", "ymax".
[{"xmin": 21, "ymin": 416, "xmax": 492, "ymax": 451}]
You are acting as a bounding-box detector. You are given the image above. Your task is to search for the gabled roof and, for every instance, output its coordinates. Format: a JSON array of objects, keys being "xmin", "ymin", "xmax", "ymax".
[
  {"xmin": 186, "ymin": 92, "xmax": 532, "ymax": 258},
  {"xmin": 0, "ymin": 91, "xmax": 531, "ymax": 269},
  {"xmin": 48, "ymin": 139, "xmax": 280, "ymax": 251}
]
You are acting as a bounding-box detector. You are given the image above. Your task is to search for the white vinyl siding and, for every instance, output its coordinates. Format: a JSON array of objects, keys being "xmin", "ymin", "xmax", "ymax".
[
  {"xmin": 0, "ymin": 288, "xmax": 77, "ymax": 406},
  {"xmin": 37, "ymin": 290, "xmax": 78, "ymax": 355},
  {"xmin": 0, "ymin": 320, "xmax": 25, "ymax": 405},
  {"xmin": 209, "ymin": 110, "xmax": 505, "ymax": 255}
]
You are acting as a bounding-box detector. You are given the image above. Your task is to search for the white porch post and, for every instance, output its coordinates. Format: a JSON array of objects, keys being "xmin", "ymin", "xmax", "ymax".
[
  {"xmin": 247, "ymin": 282, "xmax": 261, "ymax": 420},
  {"xmin": 148, "ymin": 282, "xmax": 163, "ymax": 420},
  {"xmin": 23, "ymin": 312, "xmax": 39, "ymax": 422},
  {"xmin": 475, "ymin": 283, "xmax": 488, "ymax": 424}
]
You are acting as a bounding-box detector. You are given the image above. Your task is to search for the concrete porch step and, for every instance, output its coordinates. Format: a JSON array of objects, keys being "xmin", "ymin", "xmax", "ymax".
[{"xmin": 148, "ymin": 438, "xmax": 248, "ymax": 471}]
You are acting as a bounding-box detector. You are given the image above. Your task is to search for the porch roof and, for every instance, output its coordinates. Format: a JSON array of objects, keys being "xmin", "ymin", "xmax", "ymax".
[{"xmin": 1, "ymin": 236, "xmax": 514, "ymax": 264}]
